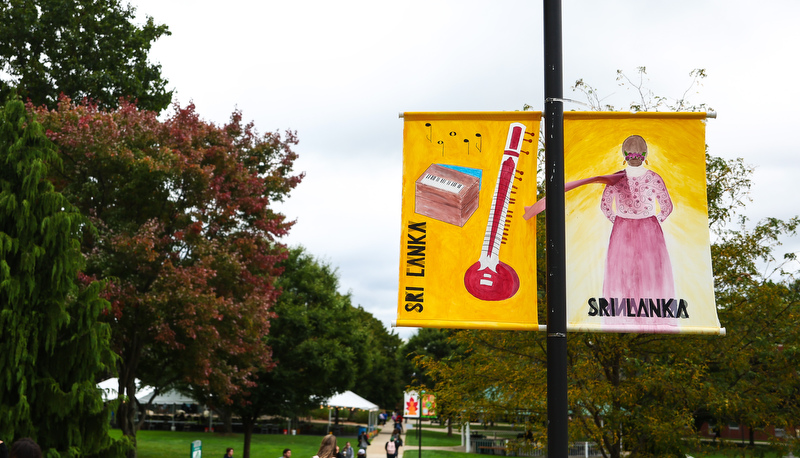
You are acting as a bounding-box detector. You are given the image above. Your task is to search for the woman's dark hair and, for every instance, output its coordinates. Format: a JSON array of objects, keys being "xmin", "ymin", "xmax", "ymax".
[{"xmin": 10, "ymin": 439, "xmax": 42, "ymax": 458}]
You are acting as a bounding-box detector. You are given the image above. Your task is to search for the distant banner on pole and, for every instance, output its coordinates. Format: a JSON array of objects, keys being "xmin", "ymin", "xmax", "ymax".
[
  {"xmin": 404, "ymin": 390, "xmax": 436, "ymax": 419},
  {"xmin": 562, "ymin": 112, "xmax": 723, "ymax": 335},
  {"xmin": 395, "ymin": 112, "xmax": 542, "ymax": 331},
  {"xmin": 420, "ymin": 392, "xmax": 437, "ymax": 418},
  {"xmin": 403, "ymin": 391, "xmax": 419, "ymax": 418}
]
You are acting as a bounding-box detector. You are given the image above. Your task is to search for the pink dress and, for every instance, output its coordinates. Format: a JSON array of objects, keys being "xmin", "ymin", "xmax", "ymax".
[{"xmin": 600, "ymin": 169, "xmax": 675, "ymax": 325}]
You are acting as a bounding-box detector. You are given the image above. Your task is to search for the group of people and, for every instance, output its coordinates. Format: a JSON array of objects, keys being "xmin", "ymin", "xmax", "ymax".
[
  {"xmin": 224, "ymin": 446, "xmax": 293, "ymax": 458},
  {"xmin": 377, "ymin": 411, "xmax": 404, "ymax": 434},
  {"xmin": 384, "ymin": 433, "xmax": 402, "ymax": 458},
  {"xmin": 220, "ymin": 413, "xmax": 408, "ymax": 458},
  {"xmin": 311, "ymin": 430, "xmax": 402, "ymax": 458},
  {"xmin": 0, "ymin": 438, "xmax": 43, "ymax": 458}
]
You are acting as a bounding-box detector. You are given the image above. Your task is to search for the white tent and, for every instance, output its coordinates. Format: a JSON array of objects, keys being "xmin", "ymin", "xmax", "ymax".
[
  {"xmin": 324, "ymin": 391, "xmax": 379, "ymax": 411},
  {"xmin": 98, "ymin": 378, "xmax": 155, "ymax": 402},
  {"xmin": 98, "ymin": 378, "xmax": 197, "ymax": 405},
  {"xmin": 99, "ymin": 379, "xmax": 215, "ymax": 432},
  {"xmin": 323, "ymin": 391, "xmax": 380, "ymax": 433},
  {"xmin": 136, "ymin": 389, "xmax": 197, "ymax": 405}
]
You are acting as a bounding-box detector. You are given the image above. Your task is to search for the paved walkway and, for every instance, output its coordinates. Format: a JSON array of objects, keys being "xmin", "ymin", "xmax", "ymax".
[
  {"xmin": 365, "ymin": 425, "xmax": 466, "ymax": 458},
  {"xmin": 365, "ymin": 425, "xmax": 403, "ymax": 458}
]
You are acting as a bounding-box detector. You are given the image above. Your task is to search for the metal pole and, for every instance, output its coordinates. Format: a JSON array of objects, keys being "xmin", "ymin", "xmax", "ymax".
[
  {"xmin": 418, "ymin": 416, "xmax": 422, "ymax": 458},
  {"xmin": 543, "ymin": 0, "xmax": 568, "ymax": 457}
]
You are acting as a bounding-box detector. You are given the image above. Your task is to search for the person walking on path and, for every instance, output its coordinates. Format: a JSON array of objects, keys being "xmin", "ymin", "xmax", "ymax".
[
  {"xmin": 385, "ymin": 433, "xmax": 401, "ymax": 458},
  {"xmin": 393, "ymin": 412, "xmax": 403, "ymax": 433},
  {"xmin": 367, "ymin": 425, "xmax": 405, "ymax": 458},
  {"xmin": 358, "ymin": 431, "xmax": 371, "ymax": 457}
]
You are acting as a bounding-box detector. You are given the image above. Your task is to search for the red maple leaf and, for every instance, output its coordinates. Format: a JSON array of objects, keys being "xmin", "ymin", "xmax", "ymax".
[{"xmin": 406, "ymin": 396, "xmax": 418, "ymax": 416}]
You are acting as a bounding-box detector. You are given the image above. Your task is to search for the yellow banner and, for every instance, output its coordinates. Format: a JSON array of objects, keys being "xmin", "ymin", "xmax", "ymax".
[
  {"xmin": 396, "ymin": 112, "xmax": 542, "ymax": 331},
  {"xmin": 563, "ymin": 112, "xmax": 723, "ymax": 335}
]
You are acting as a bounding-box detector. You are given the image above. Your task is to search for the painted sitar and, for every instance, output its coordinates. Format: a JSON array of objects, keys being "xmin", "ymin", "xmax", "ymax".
[{"xmin": 463, "ymin": 122, "xmax": 526, "ymax": 301}]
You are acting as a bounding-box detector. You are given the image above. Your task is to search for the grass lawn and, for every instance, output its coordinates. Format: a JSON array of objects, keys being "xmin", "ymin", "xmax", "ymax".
[
  {"xmin": 111, "ymin": 430, "xmax": 788, "ymax": 458},
  {"xmin": 403, "ymin": 429, "xmax": 462, "ymax": 447},
  {"xmin": 405, "ymin": 452, "xmax": 469, "ymax": 458},
  {"xmin": 110, "ymin": 430, "xmax": 338, "ymax": 458}
]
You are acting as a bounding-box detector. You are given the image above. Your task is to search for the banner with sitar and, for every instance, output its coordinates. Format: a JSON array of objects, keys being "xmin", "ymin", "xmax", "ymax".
[{"xmin": 395, "ymin": 112, "xmax": 542, "ymax": 331}]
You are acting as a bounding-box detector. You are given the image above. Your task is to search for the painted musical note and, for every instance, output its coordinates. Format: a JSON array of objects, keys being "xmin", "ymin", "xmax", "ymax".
[{"xmin": 463, "ymin": 123, "xmax": 527, "ymax": 301}]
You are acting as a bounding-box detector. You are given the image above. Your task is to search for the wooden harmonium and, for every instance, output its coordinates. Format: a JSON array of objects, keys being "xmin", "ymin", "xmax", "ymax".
[{"xmin": 415, "ymin": 164, "xmax": 480, "ymax": 227}]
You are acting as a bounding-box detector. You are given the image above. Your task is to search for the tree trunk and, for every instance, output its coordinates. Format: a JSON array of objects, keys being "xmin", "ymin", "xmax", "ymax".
[
  {"xmin": 242, "ymin": 417, "xmax": 255, "ymax": 458},
  {"xmin": 609, "ymin": 353, "xmax": 622, "ymax": 458},
  {"xmin": 220, "ymin": 408, "xmax": 233, "ymax": 433},
  {"xmin": 117, "ymin": 371, "xmax": 140, "ymax": 458},
  {"xmin": 117, "ymin": 337, "xmax": 145, "ymax": 458}
]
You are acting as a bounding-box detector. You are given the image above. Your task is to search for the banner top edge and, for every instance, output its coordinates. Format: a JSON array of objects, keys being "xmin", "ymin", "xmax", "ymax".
[
  {"xmin": 401, "ymin": 111, "xmax": 544, "ymax": 121},
  {"xmin": 563, "ymin": 111, "xmax": 710, "ymax": 120}
]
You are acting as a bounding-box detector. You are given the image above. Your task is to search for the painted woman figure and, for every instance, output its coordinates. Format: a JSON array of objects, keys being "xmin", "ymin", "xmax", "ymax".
[{"xmin": 600, "ymin": 135, "xmax": 675, "ymax": 304}]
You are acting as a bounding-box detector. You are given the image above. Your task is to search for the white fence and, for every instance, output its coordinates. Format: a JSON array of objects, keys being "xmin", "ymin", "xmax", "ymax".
[{"xmin": 471, "ymin": 439, "xmax": 603, "ymax": 458}]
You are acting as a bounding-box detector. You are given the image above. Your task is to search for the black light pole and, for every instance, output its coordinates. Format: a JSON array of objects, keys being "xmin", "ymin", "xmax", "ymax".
[
  {"xmin": 418, "ymin": 416, "xmax": 422, "ymax": 458},
  {"xmin": 543, "ymin": 0, "xmax": 568, "ymax": 457}
]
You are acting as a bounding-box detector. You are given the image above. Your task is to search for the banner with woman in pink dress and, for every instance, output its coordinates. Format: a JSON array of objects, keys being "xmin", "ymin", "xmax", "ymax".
[{"xmin": 557, "ymin": 112, "xmax": 722, "ymax": 335}]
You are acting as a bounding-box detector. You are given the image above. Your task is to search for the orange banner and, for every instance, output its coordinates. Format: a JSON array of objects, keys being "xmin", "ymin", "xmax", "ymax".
[{"xmin": 395, "ymin": 112, "xmax": 542, "ymax": 331}]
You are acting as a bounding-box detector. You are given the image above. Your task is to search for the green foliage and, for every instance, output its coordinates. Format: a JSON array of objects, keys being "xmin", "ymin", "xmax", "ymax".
[
  {"xmin": 226, "ymin": 247, "xmax": 370, "ymax": 458},
  {"xmin": 0, "ymin": 0, "xmax": 172, "ymax": 112},
  {"xmin": 350, "ymin": 307, "xmax": 405, "ymax": 410},
  {"xmin": 0, "ymin": 96, "xmax": 125, "ymax": 457},
  {"xmin": 401, "ymin": 328, "xmax": 463, "ymax": 420}
]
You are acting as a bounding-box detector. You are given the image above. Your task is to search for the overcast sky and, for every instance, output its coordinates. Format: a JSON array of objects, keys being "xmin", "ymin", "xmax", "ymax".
[{"xmin": 131, "ymin": 0, "xmax": 799, "ymax": 340}]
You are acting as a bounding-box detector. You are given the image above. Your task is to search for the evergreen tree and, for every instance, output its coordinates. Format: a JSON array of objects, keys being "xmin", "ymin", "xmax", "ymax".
[{"xmin": 0, "ymin": 97, "xmax": 125, "ymax": 458}]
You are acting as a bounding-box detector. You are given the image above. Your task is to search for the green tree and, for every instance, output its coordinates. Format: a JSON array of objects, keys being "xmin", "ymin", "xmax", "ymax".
[
  {"xmin": 0, "ymin": 97, "xmax": 125, "ymax": 457},
  {"xmin": 417, "ymin": 329, "xmax": 543, "ymax": 437},
  {"xmin": 401, "ymin": 328, "xmax": 463, "ymax": 433},
  {"xmin": 403, "ymin": 328, "xmax": 459, "ymax": 389},
  {"xmin": 350, "ymin": 307, "xmax": 404, "ymax": 410},
  {"xmin": 226, "ymin": 247, "xmax": 365, "ymax": 458},
  {"xmin": 0, "ymin": 0, "xmax": 172, "ymax": 112},
  {"xmin": 31, "ymin": 96, "xmax": 303, "ymax": 456},
  {"xmin": 701, "ymin": 215, "xmax": 799, "ymax": 450}
]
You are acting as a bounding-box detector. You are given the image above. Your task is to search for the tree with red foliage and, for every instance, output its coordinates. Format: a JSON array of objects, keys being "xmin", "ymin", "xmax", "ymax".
[{"xmin": 31, "ymin": 96, "xmax": 303, "ymax": 454}]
